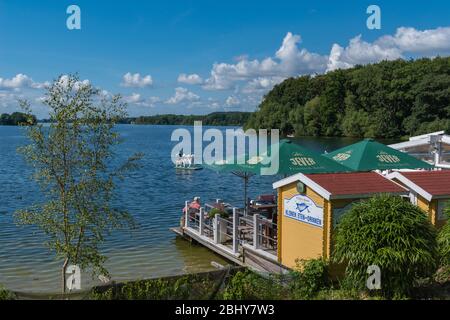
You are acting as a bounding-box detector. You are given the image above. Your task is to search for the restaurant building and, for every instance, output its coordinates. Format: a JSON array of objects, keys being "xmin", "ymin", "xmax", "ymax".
[
  {"xmin": 387, "ymin": 171, "xmax": 450, "ymax": 228},
  {"xmin": 273, "ymin": 172, "xmax": 408, "ymax": 268}
]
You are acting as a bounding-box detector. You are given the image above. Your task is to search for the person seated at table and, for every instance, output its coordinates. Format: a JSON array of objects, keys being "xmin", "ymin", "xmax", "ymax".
[
  {"xmin": 182, "ymin": 196, "xmax": 200, "ymax": 212},
  {"xmin": 181, "ymin": 197, "xmax": 201, "ymax": 227}
]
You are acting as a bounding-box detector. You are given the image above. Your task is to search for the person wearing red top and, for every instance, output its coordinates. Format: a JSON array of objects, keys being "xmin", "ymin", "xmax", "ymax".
[
  {"xmin": 183, "ymin": 197, "xmax": 201, "ymax": 213},
  {"xmin": 181, "ymin": 197, "xmax": 201, "ymax": 227}
]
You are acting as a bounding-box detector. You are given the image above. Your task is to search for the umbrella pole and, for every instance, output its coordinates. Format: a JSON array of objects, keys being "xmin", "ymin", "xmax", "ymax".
[{"xmin": 244, "ymin": 174, "xmax": 248, "ymax": 215}]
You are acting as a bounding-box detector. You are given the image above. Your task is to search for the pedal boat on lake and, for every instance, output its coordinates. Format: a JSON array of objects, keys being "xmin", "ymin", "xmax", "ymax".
[{"xmin": 175, "ymin": 154, "xmax": 203, "ymax": 171}]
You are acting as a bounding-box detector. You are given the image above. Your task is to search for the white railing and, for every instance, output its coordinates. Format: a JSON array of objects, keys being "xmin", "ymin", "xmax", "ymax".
[
  {"xmin": 254, "ymin": 215, "xmax": 278, "ymax": 252},
  {"xmin": 184, "ymin": 200, "xmax": 277, "ymax": 256},
  {"xmin": 184, "ymin": 201, "xmax": 201, "ymax": 232}
]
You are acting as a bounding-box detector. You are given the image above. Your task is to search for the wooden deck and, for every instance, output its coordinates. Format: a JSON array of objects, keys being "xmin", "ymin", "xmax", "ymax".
[{"xmin": 171, "ymin": 225, "xmax": 289, "ymax": 274}]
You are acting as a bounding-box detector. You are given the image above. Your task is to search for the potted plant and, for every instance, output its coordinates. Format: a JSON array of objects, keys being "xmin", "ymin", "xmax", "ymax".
[{"xmin": 208, "ymin": 208, "xmax": 229, "ymax": 219}]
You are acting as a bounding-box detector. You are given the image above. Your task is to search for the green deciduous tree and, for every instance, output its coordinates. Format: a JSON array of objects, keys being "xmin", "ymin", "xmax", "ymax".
[
  {"xmin": 0, "ymin": 112, "xmax": 36, "ymax": 126},
  {"xmin": 16, "ymin": 74, "xmax": 142, "ymax": 293},
  {"xmin": 246, "ymin": 57, "xmax": 450, "ymax": 138},
  {"xmin": 333, "ymin": 195, "xmax": 438, "ymax": 298}
]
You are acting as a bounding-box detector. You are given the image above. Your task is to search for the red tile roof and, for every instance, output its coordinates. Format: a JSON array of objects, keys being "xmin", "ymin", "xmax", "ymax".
[
  {"xmin": 305, "ymin": 172, "xmax": 407, "ymax": 196},
  {"xmin": 399, "ymin": 171, "xmax": 450, "ymax": 197}
]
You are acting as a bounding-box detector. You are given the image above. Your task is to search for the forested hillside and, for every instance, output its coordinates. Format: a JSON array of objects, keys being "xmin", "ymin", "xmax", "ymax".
[
  {"xmin": 245, "ymin": 57, "xmax": 450, "ymax": 138},
  {"xmin": 128, "ymin": 112, "xmax": 251, "ymax": 126},
  {"xmin": 0, "ymin": 112, "xmax": 36, "ymax": 126}
]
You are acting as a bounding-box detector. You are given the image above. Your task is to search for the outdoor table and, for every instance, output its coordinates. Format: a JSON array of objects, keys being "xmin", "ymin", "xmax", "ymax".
[{"xmin": 238, "ymin": 225, "xmax": 253, "ymax": 242}]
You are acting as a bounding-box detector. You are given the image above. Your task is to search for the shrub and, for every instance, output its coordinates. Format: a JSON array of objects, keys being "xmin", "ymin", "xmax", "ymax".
[
  {"xmin": 437, "ymin": 208, "xmax": 450, "ymax": 267},
  {"xmin": 87, "ymin": 274, "xmax": 220, "ymax": 300},
  {"xmin": 289, "ymin": 259, "xmax": 329, "ymax": 299},
  {"xmin": 0, "ymin": 286, "xmax": 15, "ymax": 300},
  {"xmin": 333, "ymin": 194, "xmax": 438, "ymax": 298},
  {"xmin": 221, "ymin": 270, "xmax": 283, "ymax": 300}
]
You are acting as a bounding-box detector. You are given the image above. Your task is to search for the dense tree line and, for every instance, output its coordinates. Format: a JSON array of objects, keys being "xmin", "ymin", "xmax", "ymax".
[
  {"xmin": 123, "ymin": 112, "xmax": 251, "ymax": 126},
  {"xmin": 0, "ymin": 112, "xmax": 37, "ymax": 126},
  {"xmin": 245, "ymin": 57, "xmax": 450, "ymax": 138}
]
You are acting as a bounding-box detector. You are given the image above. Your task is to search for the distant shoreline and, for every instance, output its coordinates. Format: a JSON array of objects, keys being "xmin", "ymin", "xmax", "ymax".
[{"xmin": 37, "ymin": 111, "xmax": 252, "ymax": 127}]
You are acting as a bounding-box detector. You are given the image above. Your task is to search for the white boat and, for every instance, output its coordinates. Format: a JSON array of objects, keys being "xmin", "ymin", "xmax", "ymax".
[{"xmin": 175, "ymin": 154, "xmax": 203, "ymax": 171}]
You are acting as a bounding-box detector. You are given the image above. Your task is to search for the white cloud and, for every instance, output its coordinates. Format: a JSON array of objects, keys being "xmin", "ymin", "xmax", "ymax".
[
  {"xmin": 2, "ymin": 26, "xmax": 450, "ymax": 116},
  {"xmin": 124, "ymin": 93, "xmax": 160, "ymax": 107},
  {"xmin": 124, "ymin": 93, "xmax": 143, "ymax": 104},
  {"xmin": 380, "ymin": 27, "xmax": 450, "ymax": 53},
  {"xmin": 165, "ymin": 87, "xmax": 200, "ymax": 105},
  {"xmin": 225, "ymin": 96, "xmax": 240, "ymax": 106},
  {"xmin": 326, "ymin": 36, "xmax": 402, "ymax": 72},
  {"xmin": 242, "ymin": 76, "xmax": 285, "ymax": 94},
  {"xmin": 199, "ymin": 27, "xmax": 450, "ymax": 94},
  {"xmin": 327, "ymin": 26, "xmax": 450, "ymax": 72},
  {"xmin": 177, "ymin": 73, "xmax": 203, "ymax": 85},
  {"xmin": 203, "ymin": 32, "xmax": 328, "ymax": 91},
  {"xmin": 0, "ymin": 92, "xmax": 22, "ymax": 107},
  {"xmin": 121, "ymin": 72, "xmax": 153, "ymax": 88},
  {"xmin": 0, "ymin": 74, "xmax": 48, "ymax": 90}
]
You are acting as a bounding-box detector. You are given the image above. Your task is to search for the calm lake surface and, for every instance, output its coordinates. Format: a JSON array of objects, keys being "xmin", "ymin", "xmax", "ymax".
[{"xmin": 0, "ymin": 125, "xmax": 367, "ymax": 293}]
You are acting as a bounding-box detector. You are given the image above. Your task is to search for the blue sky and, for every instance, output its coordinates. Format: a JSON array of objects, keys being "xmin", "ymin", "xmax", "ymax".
[{"xmin": 0, "ymin": 0, "xmax": 449, "ymax": 118}]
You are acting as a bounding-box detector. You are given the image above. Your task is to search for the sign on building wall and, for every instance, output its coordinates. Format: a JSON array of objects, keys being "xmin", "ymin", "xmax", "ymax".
[{"xmin": 284, "ymin": 194, "xmax": 323, "ymax": 228}]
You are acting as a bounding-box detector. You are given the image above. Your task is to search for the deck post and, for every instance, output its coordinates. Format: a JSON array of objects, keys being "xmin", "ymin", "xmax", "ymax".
[
  {"xmin": 232, "ymin": 208, "xmax": 239, "ymax": 254},
  {"xmin": 253, "ymin": 214, "xmax": 260, "ymax": 250},
  {"xmin": 213, "ymin": 214, "xmax": 220, "ymax": 244},
  {"xmin": 199, "ymin": 207, "xmax": 204, "ymax": 236},
  {"xmin": 185, "ymin": 201, "xmax": 189, "ymax": 229}
]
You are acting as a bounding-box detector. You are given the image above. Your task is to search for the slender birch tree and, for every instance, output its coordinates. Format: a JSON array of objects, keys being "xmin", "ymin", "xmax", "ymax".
[{"xmin": 16, "ymin": 74, "xmax": 142, "ymax": 293}]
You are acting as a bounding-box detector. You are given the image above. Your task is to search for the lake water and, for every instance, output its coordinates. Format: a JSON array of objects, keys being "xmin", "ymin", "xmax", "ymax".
[{"xmin": 0, "ymin": 125, "xmax": 363, "ymax": 294}]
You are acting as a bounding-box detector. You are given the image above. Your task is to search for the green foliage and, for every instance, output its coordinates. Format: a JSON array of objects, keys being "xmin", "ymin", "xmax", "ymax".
[
  {"xmin": 0, "ymin": 286, "xmax": 15, "ymax": 300},
  {"xmin": 333, "ymin": 195, "xmax": 439, "ymax": 298},
  {"xmin": 246, "ymin": 57, "xmax": 450, "ymax": 138},
  {"xmin": 208, "ymin": 208, "xmax": 229, "ymax": 219},
  {"xmin": 221, "ymin": 270, "xmax": 283, "ymax": 300},
  {"xmin": 87, "ymin": 275, "xmax": 219, "ymax": 300},
  {"xmin": 123, "ymin": 112, "xmax": 251, "ymax": 126},
  {"xmin": 289, "ymin": 259, "xmax": 329, "ymax": 299},
  {"xmin": 437, "ymin": 207, "xmax": 450, "ymax": 267},
  {"xmin": 87, "ymin": 269, "xmax": 239, "ymax": 300},
  {"xmin": 15, "ymin": 74, "xmax": 142, "ymax": 290},
  {"xmin": 315, "ymin": 287, "xmax": 373, "ymax": 300},
  {"xmin": 0, "ymin": 112, "xmax": 36, "ymax": 126}
]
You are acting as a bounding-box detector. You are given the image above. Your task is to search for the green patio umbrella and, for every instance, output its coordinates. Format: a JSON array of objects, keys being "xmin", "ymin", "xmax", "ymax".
[
  {"xmin": 323, "ymin": 139, "xmax": 434, "ymax": 171},
  {"xmin": 264, "ymin": 139, "xmax": 351, "ymax": 175},
  {"xmin": 206, "ymin": 139, "xmax": 351, "ymax": 211}
]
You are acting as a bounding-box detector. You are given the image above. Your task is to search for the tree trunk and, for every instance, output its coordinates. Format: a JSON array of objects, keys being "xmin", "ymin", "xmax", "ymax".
[{"xmin": 61, "ymin": 258, "xmax": 69, "ymax": 295}]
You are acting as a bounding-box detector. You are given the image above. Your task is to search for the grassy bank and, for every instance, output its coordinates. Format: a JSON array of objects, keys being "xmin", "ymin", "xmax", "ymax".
[
  {"xmin": 86, "ymin": 265, "xmax": 450, "ymax": 300},
  {"xmin": 2, "ymin": 266, "xmax": 449, "ymax": 300}
]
